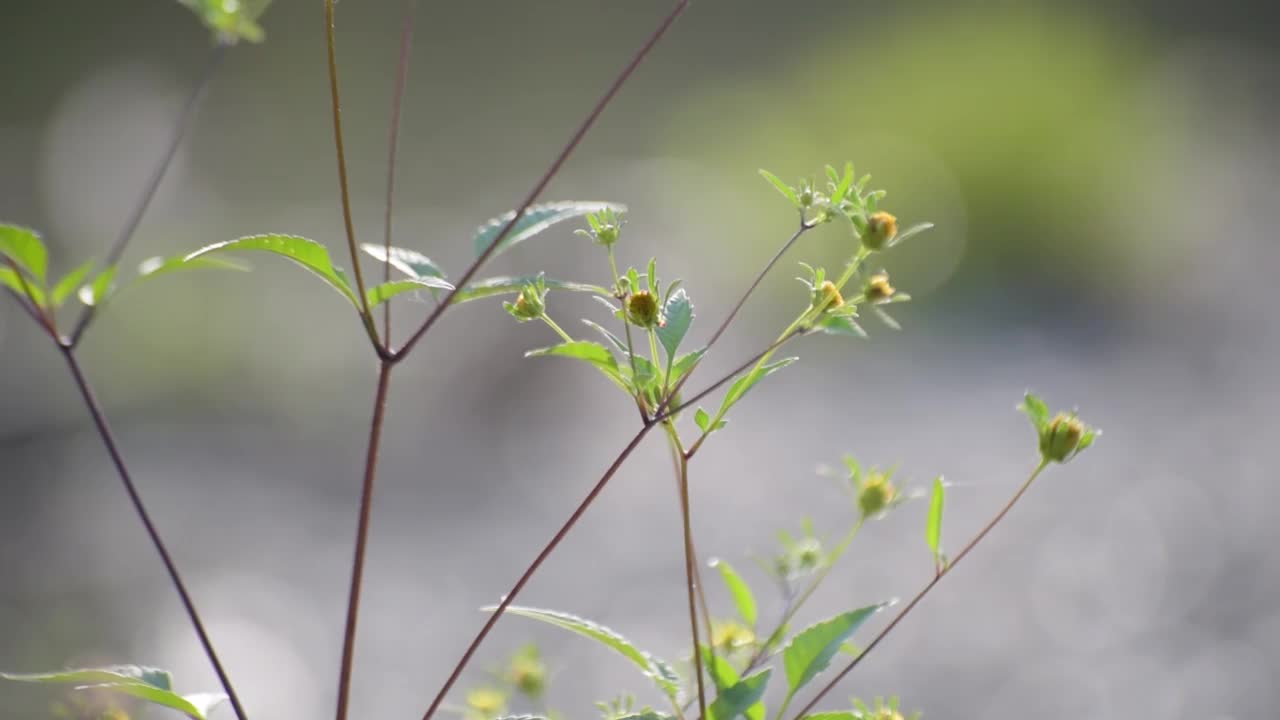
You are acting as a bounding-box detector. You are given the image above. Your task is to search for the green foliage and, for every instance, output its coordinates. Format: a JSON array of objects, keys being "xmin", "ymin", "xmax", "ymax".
[
  {"xmin": 475, "ymin": 202, "xmax": 626, "ymax": 258},
  {"xmin": 184, "ymin": 234, "xmax": 359, "ymax": 308},
  {"xmin": 51, "ymin": 261, "xmax": 96, "ymax": 307},
  {"xmin": 710, "ymin": 558, "xmax": 758, "ymax": 627},
  {"xmin": 718, "ymin": 358, "xmax": 798, "ymax": 419},
  {"xmin": 781, "ymin": 606, "xmax": 885, "ymax": 697},
  {"xmin": 360, "ymin": 243, "xmax": 449, "ymax": 281},
  {"xmin": 0, "ymin": 223, "xmax": 48, "ymax": 285},
  {"xmin": 368, "ymin": 277, "xmax": 455, "ymax": 308},
  {"xmin": 655, "ymin": 288, "xmax": 694, "ymax": 359},
  {"xmin": 452, "ymin": 276, "xmax": 609, "ymax": 305},
  {"xmin": 177, "ymin": 0, "xmax": 271, "ymax": 43},
  {"xmin": 1020, "ymin": 392, "xmax": 1100, "ymax": 463},
  {"xmin": 707, "ymin": 668, "xmax": 772, "ymax": 720},
  {"xmin": 0, "ymin": 666, "xmax": 225, "ymax": 720},
  {"xmin": 926, "ymin": 477, "xmax": 946, "ymax": 570}
]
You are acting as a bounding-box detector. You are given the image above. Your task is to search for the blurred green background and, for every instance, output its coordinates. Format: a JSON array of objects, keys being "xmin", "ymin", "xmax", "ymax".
[{"xmin": 3, "ymin": 1, "xmax": 1278, "ymax": 719}]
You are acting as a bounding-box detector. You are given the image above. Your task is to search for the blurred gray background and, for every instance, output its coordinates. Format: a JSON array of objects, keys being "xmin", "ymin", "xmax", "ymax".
[{"xmin": 3, "ymin": 1, "xmax": 1278, "ymax": 718}]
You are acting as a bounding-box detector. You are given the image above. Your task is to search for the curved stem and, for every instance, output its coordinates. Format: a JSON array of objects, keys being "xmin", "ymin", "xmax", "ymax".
[
  {"xmin": 323, "ymin": 0, "xmax": 374, "ymax": 332},
  {"xmin": 789, "ymin": 460, "xmax": 1051, "ymax": 720},
  {"xmin": 60, "ymin": 347, "xmax": 248, "ymax": 720},
  {"xmin": 417, "ymin": 424, "xmax": 658, "ymax": 720},
  {"xmin": 391, "ymin": 0, "xmax": 692, "ymax": 363},
  {"xmin": 334, "ymin": 361, "xmax": 394, "ymax": 720},
  {"xmin": 381, "ymin": 0, "xmax": 418, "ymax": 348},
  {"xmin": 69, "ymin": 43, "xmax": 229, "ymax": 347}
]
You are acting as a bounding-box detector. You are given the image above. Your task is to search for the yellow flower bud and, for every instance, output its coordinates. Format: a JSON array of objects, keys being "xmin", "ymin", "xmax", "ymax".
[
  {"xmin": 711, "ymin": 620, "xmax": 757, "ymax": 651},
  {"xmin": 816, "ymin": 280, "xmax": 844, "ymax": 311},
  {"xmin": 465, "ymin": 688, "xmax": 506, "ymax": 719},
  {"xmin": 862, "ymin": 211, "xmax": 899, "ymax": 251},
  {"xmin": 1042, "ymin": 413, "xmax": 1085, "ymax": 463},
  {"xmin": 863, "ymin": 272, "xmax": 896, "ymax": 302},
  {"xmin": 625, "ymin": 290, "xmax": 662, "ymax": 328}
]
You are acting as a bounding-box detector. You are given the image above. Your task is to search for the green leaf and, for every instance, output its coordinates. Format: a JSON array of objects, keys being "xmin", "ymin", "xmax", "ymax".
[
  {"xmin": 177, "ymin": 0, "xmax": 270, "ymax": 43},
  {"xmin": 887, "ymin": 221, "xmax": 934, "ymax": 248},
  {"xmin": 708, "ymin": 668, "xmax": 772, "ymax": 720},
  {"xmin": 926, "ymin": 477, "xmax": 945, "ymax": 564},
  {"xmin": 582, "ymin": 319, "xmax": 628, "ymax": 353},
  {"xmin": 139, "ymin": 254, "xmax": 250, "ymax": 280},
  {"xmin": 873, "ymin": 307, "xmax": 901, "ymax": 330},
  {"xmin": 1, "ymin": 666, "xmax": 222, "ymax": 720},
  {"xmin": 1018, "ymin": 392, "xmax": 1050, "ymax": 431},
  {"xmin": 451, "ymin": 275, "xmax": 608, "ymax": 305},
  {"xmin": 781, "ymin": 605, "xmax": 885, "ymax": 695},
  {"xmin": 718, "ymin": 357, "xmax": 798, "ymax": 418},
  {"xmin": 184, "ymin": 234, "xmax": 359, "ymax": 308},
  {"xmin": 366, "ymin": 277, "xmax": 455, "ymax": 308},
  {"xmin": 0, "ymin": 224, "xmax": 48, "ymax": 284},
  {"xmin": 656, "ymin": 288, "xmax": 693, "ymax": 359},
  {"xmin": 473, "ymin": 201, "xmax": 626, "ymax": 258},
  {"xmin": 694, "ymin": 407, "xmax": 711, "ymax": 433},
  {"xmin": 526, "ymin": 341, "xmax": 629, "ymax": 393},
  {"xmin": 0, "ymin": 267, "xmax": 46, "ymax": 307},
  {"xmin": 490, "ymin": 606, "xmax": 680, "ymax": 699},
  {"xmin": 669, "ymin": 347, "xmax": 707, "ymax": 385},
  {"xmin": 709, "ymin": 559, "xmax": 757, "ymax": 627},
  {"xmin": 814, "ymin": 315, "xmax": 866, "ymax": 338},
  {"xmin": 759, "ymin": 169, "xmax": 801, "ymax": 208},
  {"xmin": 78, "ymin": 266, "xmax": 118, "ymax": 307},
  {"xmin": 50, "ymin": 261, "xmax": 96, "ymax": 307},
  {"xmin": 359, "ymin": 243, "xmax": 448, "ymax": 280}
]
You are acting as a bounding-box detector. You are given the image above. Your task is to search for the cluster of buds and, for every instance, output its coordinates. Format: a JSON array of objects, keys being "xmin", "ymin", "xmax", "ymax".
[
  {"xmin": 503, "ymin": 276, "xmax": 548, "ymax": 322},
  {"xmin": 575, "ymin": 207, "xmax": 624, "ymax": 248},
  {"xmin": 1019, "ymin": 392, "xmax": 1099, "ymax": 464}
]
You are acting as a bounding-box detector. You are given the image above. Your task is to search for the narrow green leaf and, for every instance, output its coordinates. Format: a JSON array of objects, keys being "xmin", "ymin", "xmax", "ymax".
[
  {"xmin": 0, "ymin": 267, "xmax": 46, "ymax": 307},
  {"xmin": 489, "ymin": 606, "xmax": 680, "ymax": 698},
  {"xmin": 474, "ymin": 201, "xmax": 626, "ymax": 258},
  {"xmin": 815, "ymin": 315, "xmax": 866, "ymax": 338},
  {"xmin": 669, "ymin": 347, "xmax": 707, "ymax": 385},
  {"xmin": 526, "ymin": 341, "xmax": 629, "ymax": 393},
  {"xmin": 78, "ymin": 266, "xmax": 118, "ymax": 307},
  {"xmin": 184, "ymin": 234, "xmax": 359, "ymax": 307},
  {"xmin": 366, "ymin": 277, "xmax": 455, "ymax": 308},
  {"xmin": 781, "ymin": 605, "xmax": 885, "ymax": 695},
  {"xmin": 139, "ymin": 254, "xmax": 250, "ymax": 280},
  {"xmin": 451, "ymin": 275, "xmax": 608, "ymax": 305},
  {"xmin": 1, "ymin": 666, "xmax": 219, "ymax": 720},
  {"xmin": 926, "ymin": 477, "xmax": 945, "ymax": 563},
  {"xmin": 77, "ymin": 682, "xmax": 214, "ymax": 720},
  {"xmin": 709, "ymin": 559, "xmax": 757, "ymax": 627},
  {"xmin": 582, "ymin": 319, "xmax": 628, "ymax": 353},
  {"xmin": 759, "ymin": 170, "xmax": 801, "ymax": 208},
  {"xmin": 656, "ymin": 288, "xmax": 693, "ymax": 359},
  {"xmin": 873, "ymin": 307, "xmax": 901, "ymax": 330},
  {"xmin": 0, "ymin": 224, "xmax": 48, "ymax": 284},
  {"xmin": 708, "ymin": 668, "xmax": 772, "ymax": 720},
  {"xmin": 50, "ymin": 261, "xmax": 96, "ymax": 307},
  {"xmin": 718, "ymin": 357, "xmax": 798, "ymax": 417},
  {"xmin": 887, "ymin": 221, "xmax": 934, "ymax": 248},
  {"xmin": 359, "ymin": 243, "xmax": 448, "ymax": 280},
  {"xmin": 1018, "ymin": 392, "xmax": 1050, "ymax": 431},
  {"xmin": 694, "ymin": 407, "xmax": 711, "ymax": 433}
]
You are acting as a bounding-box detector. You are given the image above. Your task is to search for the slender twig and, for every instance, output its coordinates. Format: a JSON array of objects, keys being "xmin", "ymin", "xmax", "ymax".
[
  {"xmin": 59, "ymin": 347, "xmax": 248, "ymax": 720},
  {"xmin": 391, "ymin": 0, "xmax": 692, "ymax": 363},
  {"xmin": 652, "ymin": 221, "xmax": 814, "ymax": 419},
  {"xmin": 68, "ymin": 43, "xmax": 229, "ymax": 347},
  {"xmin": 418, "ymin": 423, "xmax": 657, "ymax": 720},
  {"xmin": 670, "ymin": 429, "xmax": 708, "ymax": 720},
  {"xmin": 334, "ymin": 361, "xmax": 394, "ymax": 720},
  {"xmin": 323, "ymin": 0, "xmax": 374, "ymax": 329},
  {"xmin": 789, "ymin": 460, "xmax": 1051, "ymax": 720},
  {"xmin": 381, "ymin": 0, "xmax": 418, "ymax": 347}
]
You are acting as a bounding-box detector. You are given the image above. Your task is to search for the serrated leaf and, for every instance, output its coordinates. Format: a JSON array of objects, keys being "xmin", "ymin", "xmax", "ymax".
[
  {"xmin": 815, "ymin": 315, "xmax": 866, "ymax": 338},
  {"xmin": 359, "ymin": 243, "xmax": 448, "ymax": 280},
  {"xmin": 490, "ymin": 606, "xmax": 680, "ymax": 699},
  {"xmin": 526, "ymin": 341, "xmax": 629, "ymax": 393},
  {"xmin": 50, "ymin": 261, "xmax": 96, "ymax": 307},
  {"xmin": 656, "ymin": 288, "xmax": 693, "ymax": 359},
  {"xmin": 781, "ymin": 605, "xmax": 885, "ymax": 695},
  {"xmin": 759, "ymin": 169, "xmax": 801, "ymax": 208},
  {"xmin": 139, "ymin": 254, "xmax": 250, "ymax": 280},
  {"xmin": 926, "ymin": 477, "xmax": 945, "ymax": 563},
  {"xmin": 669, "ymin": 347, "xmax": 706, "ymax": 385},
  {"xmin": 366, "ymin": 277, "xmax": 455, "ymax": 308},
  {"xmin": 451, "ymin": 276, "xmax": 608, "ymax": 305},
  {"xmin": 718, "ymin": 357, "xmax": 798, "ymax": 418},
  {"xmin": 1, "ymin": 666, "xmax": 219, "ymax": 720},
  {"xmin": 1018, "ymin": 392, "xmax": 1050, "ymax": 431},
  {"xmin": 708, "ymin": 668, "xmax": 771, "ymax": 720},
  {"xmin": 710, "ymin": 559, "xmax": 757, "ymax": 627},
  {"xmin": 0, "ymin": 267, "xmax": 46, "ymax": 307},
  {"xmin": 184, "ymin": 234, "xmax": 359, "ymax": 307},
  {"xmin": 0, "ymin": 224, "xmax": 48, "ymax": 284},
  {"xmin": 474, "ymin": 202, "xmax": 626, "ymax": 258},
  {"xmin": 78, "ymin": 267, "xmax": 118, "ymax": 307},
  {"xmin": 694, "ymin": 407, "xmax": 711, "ymax": 433}
]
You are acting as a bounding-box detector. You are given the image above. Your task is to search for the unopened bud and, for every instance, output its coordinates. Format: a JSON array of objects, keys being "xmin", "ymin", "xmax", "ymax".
[
  {"xmin": 625, "ymin": 290, "xmax": 662, "ymax": 328},
  {"xmin": 863, "ymin": 272, "xmax": 896, "ymax": 302},
  {"xmin": 862, "ymin": 211, "xmax": 899, "ymax": 251},
  {"xmin": 814, "ymin": 280, "xmax": 844, "ymax": 312},
  {"xmin": 1042, "ymin": 413, "xmax": 1085, "ymax": 463}
]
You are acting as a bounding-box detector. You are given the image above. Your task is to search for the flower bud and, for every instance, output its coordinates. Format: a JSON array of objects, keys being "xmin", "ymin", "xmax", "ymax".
[
  {"xmin": 794, "ymin": 537, "xmax": 823, "ymax": 570},
  {"xmin": 814, "ymin": 280, "xmax": 844, "ymax": 312},
  {"xmin": 503, "ymin": 281, "xmax": 546, "ymax": 322},
  {"xmin": 858, "ymin": 470, "xmax": 898, "ymax": 517},
  {"xmin": 711, "ymin": 620, "xmax": 756, "ymax": 651},
  {"xmin": 465, "ymin": 688, "xmax": 507, "ymax": 719},
  {"xmin": 863, "ymin": 272, "xmax": 896, "ymax": 302},
  {"xmin": 506, "ymin": 649, "xmax": 547, "ymax": 699},
  {"xmin": 1041, "ymin": 413, "xmax": 1085, "ymax": 463},
  {"xmin": 625, "ymin": 290, "xmax": 662, "ymax": 328},
  {"xmin": 862, "ymin": 211, "xmax": 898, "ymax": 251}
]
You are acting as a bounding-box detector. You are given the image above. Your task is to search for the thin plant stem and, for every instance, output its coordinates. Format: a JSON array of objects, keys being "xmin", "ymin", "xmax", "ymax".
[
  {"xmin": 789, "ymin": 460, "xmax": 1052, "ymax": 720},
  {"xmin": 381, "ymin": 0, "xmax": 418, "ymax": 347},
  {"xmin": 334, "ymin": 361, "xmax": 395, "ymax": 720},
  {"xmin": 69, "ymin": 43, "xmax": 230, "ymax": 347},
  {"xmin": 3, "ymin": 257, "xmax": 55, "ymax": 336},
  {"xmin": 541, "ymin": 314, "xmax": 574, "ymax": 343},
  {"xmin": 323, "ymin": 0, "xmax": 376, "ymax": 341},
  {"xmin": 391, "ymin": 0, "xmax": 692, "ymax": 363},
  {"xmin": 665, "ymin": 425, "xmax": 708, "ymax": 720},
  {"xmin": 655, "ymin": 329, "xmax": 805, "ymax": 424},
  {"xmin": 417, "ymin": 424, "xmax": 658, "ymax": 720},
  {"xmin": 59, "ymin": 346, "xmax": 248, "ymax": 720}
]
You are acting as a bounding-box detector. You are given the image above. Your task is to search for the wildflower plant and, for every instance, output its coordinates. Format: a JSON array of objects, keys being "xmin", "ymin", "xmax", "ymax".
[{"xmin": 2, "ymin": 2, "xmax": 1100, "ymax": 720}]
